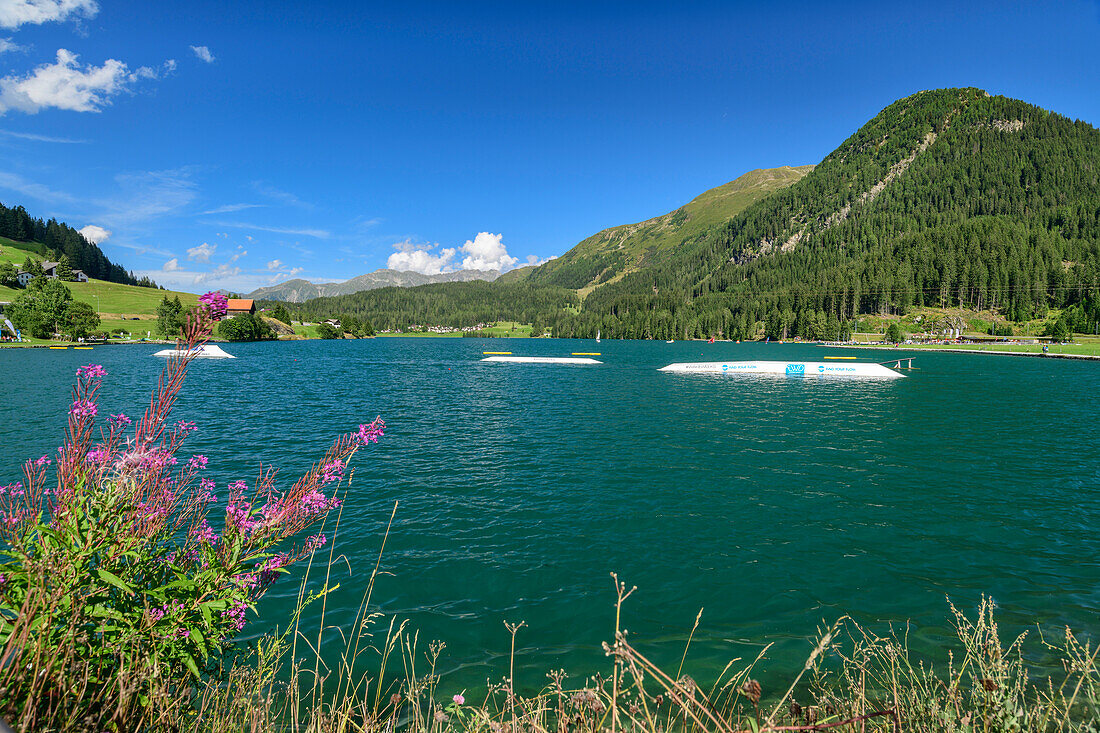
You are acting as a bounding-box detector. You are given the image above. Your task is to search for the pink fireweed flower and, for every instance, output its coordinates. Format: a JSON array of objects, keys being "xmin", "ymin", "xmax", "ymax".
[
  {"xmin": 305, "ymin": 533, "xmax": 327, "ymax": 552},
  {"xmin": 320, "ymin": 459, "xmax": 344, "ymax": 485},
  {"xmin": 189, "ymin": 520, "xmax": 218, "ymax": 546},
  {"xmin": 226, "ymin": 498, "xmax": 258, "ymax": 533},
  {"xmin": 228, "ymin": 479, "xmax": 248, "ymax": 493},
  {"xmin": 33, "ymin": 455, "xmax": 51, "ymax": 466},
  {"xmin": 300, "ymin": 490, "xmax": 329, "ymax": 514},
  {"xmin": 259, "ymin": 501, "xmax": 284, "ymax": 522},
  {"xmin": 108, "ymin": 413, "xmax": 132, "ymax": 428},
  {"xmin": 453, "ymin": 694, "xmax": 465, "ymax": 706},
  {"xmin": 188, "ymin": 454, "xmax": 208, "ymax": 470},
  {"xmin": 76, "ymin": 364, "xmax": 107, "ymax": 380},
  {"xmin": 199, "ymin": 291, "xmax": 228, "ymax": 320},
  {"xmin": 175, "ymin": 420, "xmax": 197, "ymax": 434},
  {"xmin": 85, "ymin": 449, "xmax": 111, "ymax": 464},
  {"xmin": 69, "ymin": 399, "xmax": 97, "ymax": 419},
  {"xmin": 221, "ymin": 602, "xmax": 248, "ymax": 631},
  {"xmin": 357, "ymin": 418, "xmax": 385, "ymax": 445},
  {"xmin": 0, "ymin": 482, "xmax": 22, "ymax": 496}
]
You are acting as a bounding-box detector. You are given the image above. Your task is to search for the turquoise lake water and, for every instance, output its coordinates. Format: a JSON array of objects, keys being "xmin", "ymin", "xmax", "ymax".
[{"xmin": 1, "ymin": 339, "xmax": 1097, "ymax": 692}]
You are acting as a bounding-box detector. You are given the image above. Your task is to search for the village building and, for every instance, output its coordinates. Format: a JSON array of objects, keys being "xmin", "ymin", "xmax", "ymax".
[
  {"xmin": 13, "ymin": 261, "xmax": 89, "ymax": 285},
  {"xmin": 224, "ymin": 299, "xmax": 256, "ymax": 319}
]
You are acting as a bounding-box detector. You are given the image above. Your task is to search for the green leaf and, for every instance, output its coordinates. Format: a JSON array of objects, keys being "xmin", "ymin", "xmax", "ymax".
[
  {"xmin": 189, "ymin": 628, "xmax": 208, "ymax": 657},
  {"xmin": 182, "ymin": 652, "xmax": 201, "ymax": 679},
  {"xmin": 96, "ymin": 567, "xmax": 135, "ymax": 595}
]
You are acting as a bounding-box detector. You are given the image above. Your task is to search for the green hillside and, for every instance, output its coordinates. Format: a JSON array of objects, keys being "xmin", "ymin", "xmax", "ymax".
[
  {"xmin": 526, "ymin": 165, "xmax": 813, "ymax": 292},
  {"xmin": 1, "ymin": 238, "xmax": 198, "ymax": 341}
]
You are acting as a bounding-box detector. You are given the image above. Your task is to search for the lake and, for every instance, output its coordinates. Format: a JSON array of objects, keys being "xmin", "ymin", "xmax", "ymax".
[{"xmin": 1, "ymin": 338, "xmax": 1097, "ymax": 693}]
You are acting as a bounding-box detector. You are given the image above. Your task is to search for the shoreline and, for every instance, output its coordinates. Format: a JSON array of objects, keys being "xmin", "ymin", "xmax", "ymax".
[{"xmin": 826, "ymin": 343, "xmax": 1100, "ymax": 360}]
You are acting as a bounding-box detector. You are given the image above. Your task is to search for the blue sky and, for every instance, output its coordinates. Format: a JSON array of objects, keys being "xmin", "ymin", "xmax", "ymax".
[{"xmin": 0, "ymin": 0, "xmax": 1098, "ymax": 294}]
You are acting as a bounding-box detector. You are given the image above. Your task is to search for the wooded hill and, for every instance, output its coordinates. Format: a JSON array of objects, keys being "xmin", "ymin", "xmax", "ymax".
[
  {"xmin": 285, "ymin": 88, "xmax": 1100, "ymax": 340},
  {"xmin": 0, "ymin": 202, "xmax": 154, "ymax": 287}
]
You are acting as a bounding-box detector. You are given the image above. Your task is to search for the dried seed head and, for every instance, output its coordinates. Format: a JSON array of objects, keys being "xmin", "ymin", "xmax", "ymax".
[
  {"xmin": 434, "ymin": 710, "xmax": 449, "ymax": 723},
  {"xmin": 741, "ymin": 679, "xmax": 762, "ymax": 705},
  {"xmin": 679, "ymin": 675, "xmax": 698, "ymax": 695},
  {"xmin": 790, "ymin": 701, "xmax": 802, "ymax": 719},
  {"xmin": 390, "ymin": 693, "xmax": 402, "ymax": 707},
  {"xmin": 979, "ymin": 678, "xmax": 1000, "ymax": 691}
]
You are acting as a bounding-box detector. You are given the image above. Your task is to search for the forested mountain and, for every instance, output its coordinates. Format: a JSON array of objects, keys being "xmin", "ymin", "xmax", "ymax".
[
  {"xmin": 288, "ymin": 281, "xmax": 577, "ymax": 332},
  {"xmin": 247, "ymin": 267, "xmax": 501, "ymax": 302},
  {"xmin": 555, "ymin": 88, "xmax": 1100, "ymax": 339},
  {"xmin": 290, "ymin": 88, "xmax": 1100, "ymax": 340},
  {"xmin": 0, "ymin": 202, "xmax": 154, "ymax": 287}
]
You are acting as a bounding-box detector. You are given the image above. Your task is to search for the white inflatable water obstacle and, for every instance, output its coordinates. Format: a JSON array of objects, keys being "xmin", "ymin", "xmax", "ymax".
[
  {"xmin": 481, "ymin": 355, "xmax": 602, "ymax": 365},
  {"xmin": 153, "ymin": 343, "xmax": 236, "ymax": 359},
  {"xmin": 658, "ymin": 360, "xmax": 905, "ymax": 379}
]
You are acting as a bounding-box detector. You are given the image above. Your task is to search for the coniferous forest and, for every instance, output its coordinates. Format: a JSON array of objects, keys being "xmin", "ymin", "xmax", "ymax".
[
  {"xmin": 288, "ymin": 88, "xmax": 1100, "ymax": 340},
  {"xmin": 0, "ymin": 201, "xmax": 155, "ymax": 287}
]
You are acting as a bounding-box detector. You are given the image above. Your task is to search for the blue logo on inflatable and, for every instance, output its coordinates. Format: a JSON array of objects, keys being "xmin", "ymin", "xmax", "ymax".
[
  {"xmin": 722, "ymin": 364, "xmax": 728, "ymax": 372},
  {"xmin": 818, "ymin": 365, "xmax": 825, "ymax": 372},
  {"xmin": 785, "ymin": 363, "xmax": 805, "ymax": 375}
]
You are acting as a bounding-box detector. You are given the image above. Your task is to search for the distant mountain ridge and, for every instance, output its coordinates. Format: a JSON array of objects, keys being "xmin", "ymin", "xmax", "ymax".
[{"xmin": 247, "ymin": 268, "xmax": 501, "ymax": 302}]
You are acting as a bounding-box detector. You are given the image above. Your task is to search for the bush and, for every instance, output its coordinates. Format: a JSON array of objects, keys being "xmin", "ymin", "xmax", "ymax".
[
  {"xmin": 0, "ymin": 298, "xmax": 385, "ymax": 730},
  {"xmin": 316, "ymin": 322, "xmax": 340, "ymax": 339},
  {"xmin": 218, "ymin": 313, "xmax": 277, "ymax": 342},
  {"xmin": 884, "ymin": 322, "xmax": 906, "ymax": 343}
]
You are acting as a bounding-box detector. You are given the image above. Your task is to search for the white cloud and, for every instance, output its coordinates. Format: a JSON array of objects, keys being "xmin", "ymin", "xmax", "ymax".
[
  {"xmin": 0, "ymin": 128, "xmax": 85, "ymax": 142},
  {"xmin": 459, "ymin": 232, "xmax": 517, "ymax": 272},
  {"xmin": 0, "ymin": 169, "xmax": 79, "ymax": 204},
  {"xmin": 78, "ymin": 223, "xmax": 109, "ymax": 242},
  {"xmin": 104, "ymin": 168, "xmax": 197, "ymax": 226},
  {"xmin": 251, "ymin": 181, "xmax": 310, "ymax": 209},
  {"xmin": 208, "ymin": 220, "xmax": 330, "ymax": 238},
  {"xmin": 525, "ymin": 254, "xmax": 556, "ymax": 267},
  {"xmin": 187, "ymin": 242, "xmax": 216, "ymax": 262},
  {"xmin": 0, "ymin": 49, "xmax": 169, "ymax": 116},
  {"xmin": 0, "ymin": 37, "xmax": 24, "ymax": 54},
  {"xmin": 200, "ymin": 203, "xmax": 264, "ymax": 215},
  {"xmin": 192, "ymin": 263, "xmax": 240, "ymax": 285},
  {"xmin": 385, "ymin": 232, "xmax": 525, "ymax": 275},
  {"xmin": 266, "ymin": 259, "xmax": 282, "ymax": 270},
  {"xmin": 189, "ymin": 45, "xmax": 214, "ymax": 63},
  {"xmin": 162, "ymin": 257, "xmax": 180, "ymax": 271},
  {"xmin": 386, "ymin": 239, "xmax": 457, "ymax": 275},
  {"xmin": 0, "ymin": 0, "xmax": 98, "ymax": 29}
]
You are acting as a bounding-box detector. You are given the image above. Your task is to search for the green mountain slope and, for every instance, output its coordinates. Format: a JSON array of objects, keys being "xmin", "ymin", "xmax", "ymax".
[
  {"xmin": 0, "ymin": 202, "xmax": 154, "ymax": 287},
  {"xmin": 526, "ymin": 165, "xmax": 812, "ymax": 291},
  {"xmin": 557, "ymin": 88, "xmax": 1100, "ymax": 339}
]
